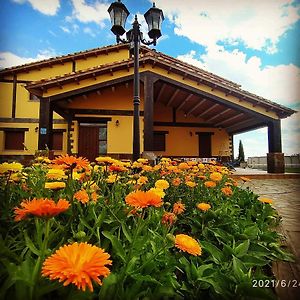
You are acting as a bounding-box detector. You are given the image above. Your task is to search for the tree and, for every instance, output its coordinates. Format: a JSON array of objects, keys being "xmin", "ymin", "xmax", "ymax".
[{"xmin": 237, "ymin": 140, "xmax": 245, "ymax": 162}]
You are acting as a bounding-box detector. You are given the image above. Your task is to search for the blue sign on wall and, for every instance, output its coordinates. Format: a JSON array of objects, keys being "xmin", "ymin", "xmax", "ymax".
[{"xmin": 40, "ymin": 128, "xmax": 47, "ymax": 135}]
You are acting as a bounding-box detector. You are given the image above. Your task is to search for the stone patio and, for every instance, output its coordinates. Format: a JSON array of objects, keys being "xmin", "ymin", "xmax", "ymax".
[{"xmin": 239, "ymin": 177, "xmax": 300, "ymax": 299}]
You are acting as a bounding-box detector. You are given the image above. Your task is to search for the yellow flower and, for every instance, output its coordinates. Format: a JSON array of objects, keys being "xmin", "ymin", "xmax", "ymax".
[
  {"xmin": 197, "ymin": 203, "xmax": 211, "ymax": 211},
  {"xmin": 155, "ymin": 179, "xmax": 169, "ymax": 190},
  {"xmin": 42, "ymin": 242, "xmax": 112, "ymax": 292},
  {"xmin": 209, "ymin": 172, "xmax": 222, "ymax": 182},
  {"xmin": 185, "ymin": 181, "xmax": 197, "ymax": 188},
  {"xmin": 259, "ymin": 197, "xmax": 273, "ymax": 204},
  {"xmin": 198, "ymin": 163, "xmax": 205, "ymax": 170},
  {"xmin": 137, "ymin": 158, "xmax": 148, "ymax": 164},
  {"xmin": 46, "ymin": 169, "xmax": 67, "ymax": 180},
  {"xmin": 150, "ymin": 187, "xmax": 165, "ymax": 198},
  {"xmin": 96, "ymin": 156, "xmax": 118, "ymax": 164},
  {"xmin": 0, "ymin": 162, "xmax": 23, "ymax": 174},
  {"xmin": 175, "ymin": 234, "xmax": 202, "ymax": 256},
  {"xmin": 137, "ymin": 176, "xmax": 148, "ymax": 185},
  {"xmin": 106, "ymin": 174, "xmax": 117, "ymax": 183},
  {"xmin": 45, "ymin": 182, "xmax": 66, "ymax": 190}
]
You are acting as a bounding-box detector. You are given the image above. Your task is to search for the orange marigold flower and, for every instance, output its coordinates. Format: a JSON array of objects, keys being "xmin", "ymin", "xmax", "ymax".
[
  {"xmin": 175, "ymin": 234, "xmax": 202, "ymax": 256},
  {"xmin": 178, "ymin": 162, "xmax": 189, "ymax": 170},
  {"xmin": 42, "ymin": 242, "xmax": 112, "ymax": 292},
  {"xmin": 259, "ymin": 197, "xmax": 273, "ymax": 204},
  {"xmin": 91, "ymin": 191, "xmax": 98, "ymax": 202},
  {"xmin": 172, "ymin": 177, "xmax": 181, "ymax": 186},
  {"xmin": 204, "ymin": 181, "xmax": 216, "ymax": 188},
  {"xmin": 14, "ymin": 198, "xmax": 70, "ymax": 221},
  {"xmin": 125, "ymin": 190, "xmax": 163, "ymax": 209},
  {"xmin": 162, "ymin": 212, "xmax": 177, "ymax": 226},
  {"xmin": 221, "ymin": 186, "xmax": 233, "ymax": 196},
  {"xmin": 210, "ymin": 172, "xmax": 222, "ymax": 182},
  {"xmin": 173, "ymin": 201, "xmax": 185, "ymax": 215},
  {"xmin": 197, "ymin": 202, "xmax": 211, "ymax": 211},
  {"xmin": 52, "ymin": 154, "xmax": 89, "ymax": 171},
  {"xmin": 74, "ymin": 189, "xmax": 89, "ymax": 204}
]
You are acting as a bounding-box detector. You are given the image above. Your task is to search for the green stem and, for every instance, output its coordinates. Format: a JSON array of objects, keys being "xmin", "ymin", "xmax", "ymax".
[{"xmin": 29, "ymin": 218, "xmax": 51, "ymax": 300}]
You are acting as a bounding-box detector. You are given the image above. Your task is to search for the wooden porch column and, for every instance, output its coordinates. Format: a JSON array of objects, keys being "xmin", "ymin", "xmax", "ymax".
[
  {"xmin": 267, "ymin": 119, "xmax": 284, "ymax": 173},
  {"xmin": 143, "ymin": 74, "xmax": 154, "ymax": 151},
  {"xmin": 38, "ymin": 97, "xmax": 53, "ymax": 150}
]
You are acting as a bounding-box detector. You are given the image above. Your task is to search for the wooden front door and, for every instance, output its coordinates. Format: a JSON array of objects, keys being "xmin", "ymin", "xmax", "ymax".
[
  {"xmin": 197, "ymin": 132, "xmax": 213, "ymax": 158},
  {"xmin": 78, "ymin": 126, "xmax": 99, "ymax": 162}
]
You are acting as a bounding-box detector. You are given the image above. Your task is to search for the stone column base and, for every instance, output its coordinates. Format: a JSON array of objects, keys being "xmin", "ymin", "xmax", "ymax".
[{"xmin": 267, "ymin": 152, "xmax": 285, "ymax": 173}]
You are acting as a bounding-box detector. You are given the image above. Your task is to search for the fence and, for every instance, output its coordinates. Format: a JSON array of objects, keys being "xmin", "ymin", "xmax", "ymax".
[{"xmin": 247, "ymin": 155, "xmax": 300, "ymax": 169}]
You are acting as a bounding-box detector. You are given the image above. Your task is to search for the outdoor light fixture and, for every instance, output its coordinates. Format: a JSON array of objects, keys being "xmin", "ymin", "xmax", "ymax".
[
  {"xmin": 108, "ymin": 0, "xmax": 164, "ymax": 161},
  {"xmin": 115, "ymin": 119, "xmax": 120, "ymax": 127}
]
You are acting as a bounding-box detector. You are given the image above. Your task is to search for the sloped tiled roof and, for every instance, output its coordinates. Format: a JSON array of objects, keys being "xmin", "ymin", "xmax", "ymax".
[{"xmin": 24, "ymin": 45, "xmax": 296, "ymax": 119}]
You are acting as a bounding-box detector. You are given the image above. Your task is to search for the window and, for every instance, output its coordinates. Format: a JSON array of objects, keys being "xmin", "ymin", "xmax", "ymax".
[
  {"xmin": 154, "ymin": 131, "xmax": 168, "ymax": 151},
  {"xmin": 99, "ymin": 125, "xmax": 107, "ymax": 155},
  {"xmin": 2, "ymin": 128, "xmax": 28, "ymax": 150}
]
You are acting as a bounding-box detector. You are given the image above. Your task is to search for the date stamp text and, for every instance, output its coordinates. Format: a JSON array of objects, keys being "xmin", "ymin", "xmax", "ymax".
[{"xmin": 252, "ymin": 279, "xmax": 300, "ymax": 288}]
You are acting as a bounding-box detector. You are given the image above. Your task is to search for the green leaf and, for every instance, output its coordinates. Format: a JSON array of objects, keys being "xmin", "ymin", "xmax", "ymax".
[
  {"xmin": 98, "ymin": 273, "xmax": 118, "ymax": 300},
  {"xmin": 121, "ymin": 222, "xmax": 132, "ymax": 243},
  {"xmin": 131, "ymin": 274, "xmax": 162, "ymax": 285},
  {"xmin": 102, "ymin": 231, "xmax": 126, "ymax": 262},
  {"xmin": 234, "ymin": 239, "xmax": 250, "ymax": 258},
  {"xmin": 232, "ymin": 256, "xmax": 247, "ymax": 282},
  {"xmin": 24, "ymin": 232, "xmax": 40, "ymax": 256},
  {"xmin": 240, "ymin": 254, "xmax": 269, "ymax": 267},
  {"xmin": 201, "ymin": 241, "xmax": 225, "ymax": 264},
  {"xmin": 125, "ymin": 256, "xmax": 139, "ymax": 274}
]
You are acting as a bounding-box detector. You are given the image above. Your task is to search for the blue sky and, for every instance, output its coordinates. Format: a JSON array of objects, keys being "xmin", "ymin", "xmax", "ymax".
[{"xmin": 0, "ymin": 0, "xmax": 299, "ymax": 158}]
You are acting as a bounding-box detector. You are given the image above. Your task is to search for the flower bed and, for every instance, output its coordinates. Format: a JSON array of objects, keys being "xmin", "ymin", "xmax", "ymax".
[{"xmin": 0, "ymin": 156, "xmax": 293, "ymax": 299}]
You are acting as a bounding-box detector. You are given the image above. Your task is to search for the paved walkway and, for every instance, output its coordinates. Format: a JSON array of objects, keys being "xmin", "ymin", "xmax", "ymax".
[{"xmin": 240, "ymin": 178, "xmax": 300, "ymax": 299}]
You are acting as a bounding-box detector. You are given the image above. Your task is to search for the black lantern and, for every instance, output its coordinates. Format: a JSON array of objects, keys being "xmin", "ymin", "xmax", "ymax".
[
  {"xmin": 108, "ymin": 0, "xmax": 130, "ymax": 36},
  {"xmin": 144, "ymin": 3, "xmax": 164, "ymax": 39}
]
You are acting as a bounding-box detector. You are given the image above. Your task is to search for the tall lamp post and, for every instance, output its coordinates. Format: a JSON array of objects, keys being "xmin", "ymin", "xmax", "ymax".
[{"xmin": 108, "ymin": 0, "xmax": 164, "ymax": 161}]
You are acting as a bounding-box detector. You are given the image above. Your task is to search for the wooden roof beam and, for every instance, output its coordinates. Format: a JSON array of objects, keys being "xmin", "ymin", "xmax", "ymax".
[
  {"xmin": 166, "ymin": 89, "xmax": 180, "ymax": 106},
  {"xmin": 205, "ymin": 108, "xmax": 231, "ymax": 122},
  {"xmin": 177, "ymin": 94, "xmax": 193, "ymax": 111},
  {"xmin": 215, "ymin": 113, "xmax": 244, "ymax": 126},
  {"xmin": 197, "ymin": 103, "xmax": 219, "ymax": 118},
  {"xmin": 186, "ymin": 98, "xmax": 206, "ymax": 116},
  {"xmin": 155, "ymin": 83, "xmax": 167, "ymax": 103}
]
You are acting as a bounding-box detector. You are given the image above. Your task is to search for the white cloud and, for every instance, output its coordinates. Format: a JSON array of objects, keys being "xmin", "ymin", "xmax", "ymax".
[
  {"xmin": 13, "ymin": 0, "xmax": 60, "ymax": 16},
  {"xmin": 0, "ymin": 49, "xmax": 57, "ymax": 69},
  {"xmin": 177, "ymin": 46, "xmax": 300, "ymax": 155},
  {"xmin": 70, "ymin": 0, "xmax": 110, "ymax": 27},
  {"xmin": 153, "ymin": 0, "xmax": 299, "ymax": 53},
  {"xmin": 83, "ymin": 27, "xmax": 96, "ymax": 37},
  {"xmin": 177, "ymin": 45, "xmax": 300, "ymax": 108}
]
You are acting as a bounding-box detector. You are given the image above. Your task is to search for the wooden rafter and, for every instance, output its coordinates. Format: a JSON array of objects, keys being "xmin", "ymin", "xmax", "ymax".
[
  {"xmin": 186, "ymin": 98, "xmax": 206, "ymax": 116},
  {"xmin": 177, "ymin": 94, "xmax": 193, "ymax": 111},
  {"xmin": 215, "ymin": 113, "xmax": 244, "ymax": 126},
  {"xmin": 205, "ymin": 108, "xmax": 231, "ymax": 122},
  {"xmin": 197, "ymin": 103, "xmax": 219, "ymax": 118},
  {"xmin": 166, "ymin": 89, "xmax": 180, "ymax": 106}
]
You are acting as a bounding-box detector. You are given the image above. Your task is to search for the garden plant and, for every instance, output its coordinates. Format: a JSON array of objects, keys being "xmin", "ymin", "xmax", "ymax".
[{"xmin": 0, "ymin": 155, "xmax": 293, "ymax": 299}]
